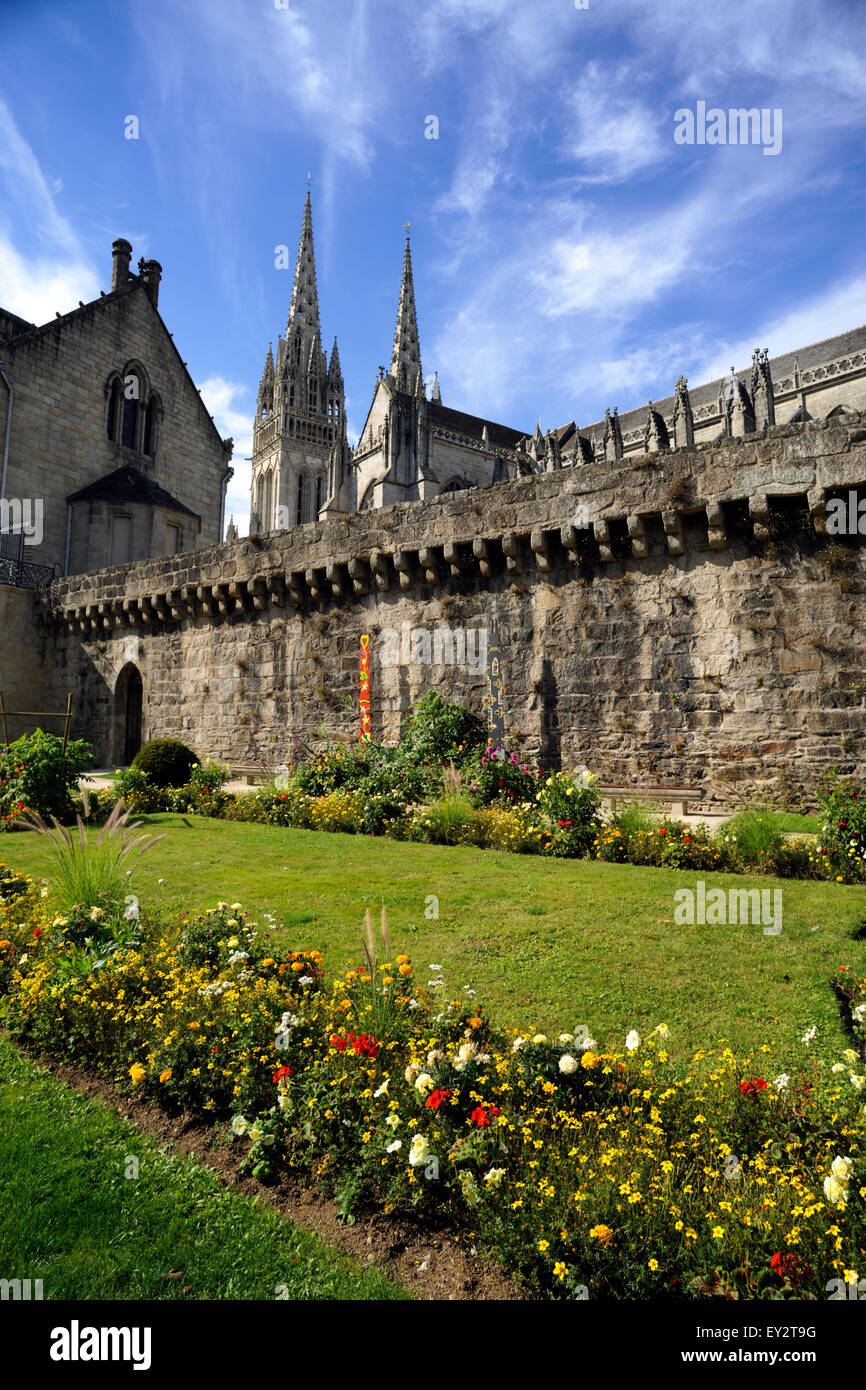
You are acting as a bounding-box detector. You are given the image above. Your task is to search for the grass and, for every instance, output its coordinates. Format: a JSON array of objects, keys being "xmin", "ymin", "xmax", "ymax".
[
  {"xmin": 719, "ymin": 809, "xmax": 821, "ymax": 835},
  {"xmin": 4, "ymin": 815, "xmax": 865, "ymax": 1063},
  {"xmin": 0, "ymin": 1037, "xmax": 406, "ymax": 1301}
]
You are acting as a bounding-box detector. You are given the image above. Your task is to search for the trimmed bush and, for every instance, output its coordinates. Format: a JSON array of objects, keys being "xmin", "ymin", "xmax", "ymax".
[{"xmin": 132, "ymin": 738, "xmax": 200, "ymax": 788}]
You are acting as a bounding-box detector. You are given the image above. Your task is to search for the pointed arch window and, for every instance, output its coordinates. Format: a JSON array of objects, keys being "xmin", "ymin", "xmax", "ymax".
[
  {"xmin": 297, "ymin": 471, "xmax": 309, "ymax": 525},
  {"xmin": 143, "ymin": 395, "xmax": 159, "ymax": 456},
  {"xmin": 121, "ymin": 372, "xmax": 141, "ymax": 449},
  {"xmin": 315, "ymin": 474, "xmax": 325, "ymax": 515},
  {"xmin": 106, "ymin": 376, "xmax": 123, "ymax": 442}
]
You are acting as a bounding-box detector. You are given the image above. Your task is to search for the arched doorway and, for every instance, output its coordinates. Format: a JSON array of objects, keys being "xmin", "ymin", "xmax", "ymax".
[{"xmin": 114, "ymin": 664, "xmax": 143, "ymax": 766}]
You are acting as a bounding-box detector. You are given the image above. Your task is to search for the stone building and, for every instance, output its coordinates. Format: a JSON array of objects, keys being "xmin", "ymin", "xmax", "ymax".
[
  {"xmin": 250, "ymin": 194, "xmax": 866, "ymax": 528},
  {"xmin": 0, "ymin": 238, "xmax": 234, "ymax": 580}
]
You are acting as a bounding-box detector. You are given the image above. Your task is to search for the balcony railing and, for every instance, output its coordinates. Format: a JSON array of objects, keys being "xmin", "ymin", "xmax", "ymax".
[{"xmin": 0, "ymin": 533, "xmax": 55, "ymax": 589}]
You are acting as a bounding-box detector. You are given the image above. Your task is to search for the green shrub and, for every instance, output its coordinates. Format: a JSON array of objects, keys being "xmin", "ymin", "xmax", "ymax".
[
  {"xmin": 815, "ymin": 771, "xmax": 866, "ymax": 883},
  {"xmin": 112, "ymin": 766, "xmax": 172, "ymax": 814},
  {"xmin": 401, "ymin": 692, "xmax": 486, "ymax": 764},
  {"xmin": 535, "ymin": 768, "xmax": 603, "ymax": 856},
  {"xmin": 464, "ymin": 745, "xmax": 541, "ymax": 807},
  {"xmin": 0, "ymin": 729, "xmax": 92, "ymax": 825},
  {"xmin": 132, "ymin": 738, "xmax": 200, "ymax": 788}
]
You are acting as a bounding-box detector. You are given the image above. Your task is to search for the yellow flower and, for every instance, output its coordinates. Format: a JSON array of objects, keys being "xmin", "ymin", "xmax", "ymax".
[
  {"xmin": 159, "ymin": 1069, "xmax": 173, "ymax": 1083},
  {"xmin": 712, "ymin": 1226, "xmax": 724, "ymax": 1239},
  {"xmin": 553, "ymin": 1261, "xmax": 567, "ymax": 1281},
  {"xmin": 648, "ymin": 1259, "xmax": 659, "ymax": 1271},
  {"xmin": 589, "ymin": 1224, "xmax": 613, "ymax": 1245},
  {"xmin": 538, "ymin": 1239, "xmax": 550, "ymax": 1253},
  {"xmin": 129, "ymin": 1063, "xmax": 146, "ymax": 1085}
]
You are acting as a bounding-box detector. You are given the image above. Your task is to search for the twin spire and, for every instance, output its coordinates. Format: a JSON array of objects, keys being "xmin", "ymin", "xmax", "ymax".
[
  {"xmin": 390, "ymin": 234, "xmax": 423, "ymax": 397},
  {"xmin": 277, "ymin": 192, "xmax": 432, "ymax": 405}
]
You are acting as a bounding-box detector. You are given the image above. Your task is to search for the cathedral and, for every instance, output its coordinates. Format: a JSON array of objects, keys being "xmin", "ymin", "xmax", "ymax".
[{"xmin": 249, "ymin": 193, "xmax": 866, "ymax": 535}]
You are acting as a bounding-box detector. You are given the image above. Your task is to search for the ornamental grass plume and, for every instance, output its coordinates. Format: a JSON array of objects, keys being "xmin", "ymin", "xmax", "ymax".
[{"xmin": 21, "ymin": 798, "xmax": 166, "ymax": 921}]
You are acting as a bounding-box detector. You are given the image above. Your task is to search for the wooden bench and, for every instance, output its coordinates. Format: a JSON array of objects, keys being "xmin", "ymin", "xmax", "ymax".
[
  {"xmin": 224, "ymin": 764, "xmax": 274, "ymax": 788},
  {"xmin": 599, "ymin": 785, "xmax": 704, "ymax": 820}
]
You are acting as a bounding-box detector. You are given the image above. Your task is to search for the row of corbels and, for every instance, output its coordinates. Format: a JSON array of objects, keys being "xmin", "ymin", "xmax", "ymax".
[{"xmin": 51, "ymin": 489, "xmax": 845, "ymax": 632}]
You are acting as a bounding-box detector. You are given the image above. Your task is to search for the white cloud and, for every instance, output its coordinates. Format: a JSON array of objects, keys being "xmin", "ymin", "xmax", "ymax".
[
  {"xmin": 0, "ymin": 96, "xmax": 99, "ymax": 323},
  {"xmin": 560, "ymin": 63, "xmax": 668, "ymax": 184}
]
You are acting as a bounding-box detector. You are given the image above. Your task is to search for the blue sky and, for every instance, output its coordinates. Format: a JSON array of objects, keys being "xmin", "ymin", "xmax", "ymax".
[{"xmin": 1, "ymin": 0, "xmax": 865, "ymax": 533}]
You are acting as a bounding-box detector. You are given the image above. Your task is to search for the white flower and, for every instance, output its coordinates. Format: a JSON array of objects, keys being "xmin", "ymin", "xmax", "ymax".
[
  {"xmin": 297, "ymin": 974, "xmax": 314, "ymax": 988},
  {"xmin": 824, "ymin": 1174, "xmax": 848, "ymax": 1207},
  {"xmin": 484, "ymin": 1167, "xmax": 506, "ymax": 1187},
  {"xmin": 576, "ymin": 1035, "xmax": 597, "ymax": 1053},
  {"xmin": 456, "ymin": 1042, "xmax": 478, "ymax": 1064},
  {"xmin": 802, "ymin": 1025, "xmax": 817, "ymax": 1044},
  {"xmin": 226, "ymin": 936, "xmax": 240, "ymax": 949},
  {"xmin": 122, "ymin": 896, "xmax": 140, "ymax": 921},
  {"xmin": 558, "ymin": 1033, "xmax": 574, "ymax": 1046},
  {"xmin": 559, "ymin": 1054, "xmax": 579, "ymax": 1075},
  {"xmin": 248, "ymin": 1124, "xmax": 264, "ymax": 1143},
  {"xmin": 625, "ymin": 1030, "xmax": 641, "ymax": 1051},
  {"xmin": 409, "ymin": 1134, "xmax": 430, "ymax": 1167},
  {"xmin": 831, "ymin": 1062, "xmax": 848, "ymax": 1074},
  {"xmin": 842, "ymin": 1049, "xmax": 860, "ymax": 1065},
  {"xmin": 512, "ymin": 1037, "xmax": 526, "ymax": 1053},
  {"xmin": 852, "ymin": 1003, "xmax": 866, "ymax": 1024},
  {"xmin": 18, "ymin": 954, "xmax": 28, "ymax": 966},
  {"xmin": 385, "ymin": 1113, "xmax": 401, "ymax": 1130},
  {"xmin": 231, "ymin": 1115, "xmax": 248, "ymax": 1136},
  {"xmin": 831, "ymin": 1155, "xmax": 854, "ymax": 1184},
  {"xmin": 408, "ymin": 998, "xmax": 420, "ymax": 1010},
  {"xmin": 230, "ymin": 902, "xmax": 243, "ymax": 911},
  {"xmin": 277, "ymin": 1012, "xmax": 299, "ymax": 1032},
  {"xmin": 414, "ymin": 1072, "xmax": 435, "ymax": 1095},
  {"xmin": 430, "ymin": 964, "xmax": 443, "ymax": 972},
  {"xmin": 404, "ymin": 1064, "xmax": 420, "ymax": 1084},
  {"xmin": 227, "ymin": 951, "xmax": 249, "ymax": 967},
  {"xmin": 531, "ymin": 1034, "xmax": 548, "ymax": 1046},
  {"xmin": 850, "ymin": 1074, "xmax": 866, "ymax": 1092},
  {"xmin": 427, "ymin": 1049, "xmax": 446, "ymax": 1066},
  {"xmin": 374, "ymin": 1079, "xmax": 390, "ymax": 1098},
  {"xmin": 386, "ymin": 1140, "xmax": 402, "ymax": 1153},
  {"xmin": 773, "ymin": 1073, "xmax": 790, "ymax": 1092},
  {"xmin": 652, "ymin": 1023, "xmax": 670, "ymax": 1039}
]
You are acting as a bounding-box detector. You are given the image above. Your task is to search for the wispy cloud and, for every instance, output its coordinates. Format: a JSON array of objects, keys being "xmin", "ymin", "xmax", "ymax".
[{"xmin": 0, "ymin": 96, "xmax": 99, "ymax": 323}]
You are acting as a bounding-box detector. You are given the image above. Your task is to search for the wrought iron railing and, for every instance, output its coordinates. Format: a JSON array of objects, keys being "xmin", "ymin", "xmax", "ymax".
[{"xmin": 0, "ymin": 533, "xmax": 55, "ymax": 589}]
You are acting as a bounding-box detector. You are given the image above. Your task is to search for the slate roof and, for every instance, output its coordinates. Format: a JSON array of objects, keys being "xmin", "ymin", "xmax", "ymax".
[
  {"xmin": 570, "ymin": 324, "xmax": 866, "ymax": 448},
  {"xmin": 67, "ymin": 465, "xmax": 199, "ymax": 518}
]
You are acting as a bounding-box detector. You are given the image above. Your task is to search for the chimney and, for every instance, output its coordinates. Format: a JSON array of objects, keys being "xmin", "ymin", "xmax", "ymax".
[
  {"xmin": 111, "ymin": 238, "xmax": 133, "ymax": 292},
  {"xmin": 138, "ymin": 258, "xmax": 163, "ymax": 309}
]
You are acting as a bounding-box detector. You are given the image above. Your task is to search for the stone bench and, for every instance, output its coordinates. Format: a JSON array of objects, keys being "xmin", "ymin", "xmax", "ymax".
[{"xmin": 599, "ymin": 785, "xmax": 704, "ymax": 820}]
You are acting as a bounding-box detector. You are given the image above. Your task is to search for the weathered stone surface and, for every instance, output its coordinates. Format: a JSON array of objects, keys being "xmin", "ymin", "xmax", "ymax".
[{"xmin": 26, "ymin": 414, "xmax": 866, "ymax": 804}]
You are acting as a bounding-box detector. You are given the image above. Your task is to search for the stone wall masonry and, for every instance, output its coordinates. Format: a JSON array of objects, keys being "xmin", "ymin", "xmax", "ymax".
[{"xmin": 36, "ymin": 414, "xmax": 866, "ymax": 802}]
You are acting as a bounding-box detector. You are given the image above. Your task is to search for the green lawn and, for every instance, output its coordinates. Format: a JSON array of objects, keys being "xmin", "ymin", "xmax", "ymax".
[
  {"xmin": 0, "ymin": 1038, "xmax": 406, "ymax": 1301},
  {"xmin": 3, "ymin": 815, "xmax": 865, "ymax": 1063}
]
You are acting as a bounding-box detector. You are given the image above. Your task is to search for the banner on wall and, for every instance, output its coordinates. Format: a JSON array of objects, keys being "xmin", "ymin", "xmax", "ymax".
[
  {"xmin": 486, "ymin": 621, "xmax": 505, "ymax": 746},
  {"xmin": 359, "ymin": 633, "xmax": 371, "ymax": 741}
]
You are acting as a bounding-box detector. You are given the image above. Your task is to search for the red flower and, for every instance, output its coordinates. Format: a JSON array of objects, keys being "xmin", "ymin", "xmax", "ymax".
[
  {"xmin": 658, "ymin": 828, "xmax": 667, "ymax": 835},
  {"xmin": 738, "ymin": 1078, "xmax": 768, "ymax": 1096},
  {"xmin": 770, "ymin": 1252, "xmax": 782, "ymax": 1269},
  {"xmin": 272, "ymin": 1065, "xmax": 294, "ymax": 1083},
  {"xmin": 425, "ymin": 1088, "xmax": 452, "ymax": 1110},
  {"xmin": 470, "ymin": 1104, "xmax": 501, "ymax": 1127},
  {"xmin": 33, "ymin": 927, "xmax": 42, "ymax": 937},
  {"xmin": 558, "ymin": 820, "xmax": 573, "ymax": 827},
  {"xmin": 330, "ymin": 1034, "xmax": 348, "ymax": 1052}
]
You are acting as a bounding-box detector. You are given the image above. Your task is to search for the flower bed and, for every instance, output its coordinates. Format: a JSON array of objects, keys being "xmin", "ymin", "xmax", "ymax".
[{"xmin": 1, "ymin": 873, "xmax": 864, "ymax": 1300}]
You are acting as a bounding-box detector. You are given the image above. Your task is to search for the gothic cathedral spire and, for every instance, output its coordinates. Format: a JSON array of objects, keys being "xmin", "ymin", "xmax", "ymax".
[
  {"xmin": 286, "ymin": 191, "xmax": 323, "ymax": 351},
  {"xmin": 390, "ymin": 234, "xmax": 423, "ymax": 396}
]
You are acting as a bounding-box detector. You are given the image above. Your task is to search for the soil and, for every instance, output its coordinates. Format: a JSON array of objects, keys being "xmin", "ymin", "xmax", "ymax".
[{"xmin": 26, "ymin": 1049, "xmax": 536, "ymax": 1302}]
